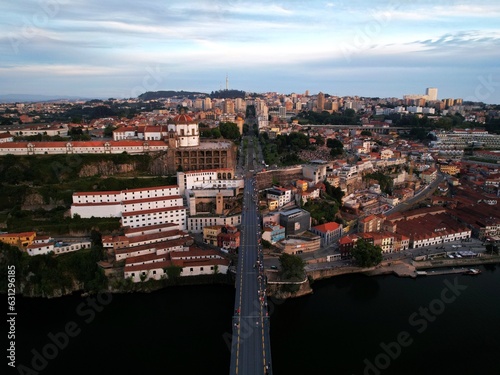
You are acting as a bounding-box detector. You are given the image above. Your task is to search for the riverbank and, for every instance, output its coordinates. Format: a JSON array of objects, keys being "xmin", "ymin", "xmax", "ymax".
[
  {"xmin": 270, "ymin": 254, "xmax": 500, "ymax": 299},
  {"xmin": 309, "ymin": 254, "xmax": 500, "ymax": 280}
]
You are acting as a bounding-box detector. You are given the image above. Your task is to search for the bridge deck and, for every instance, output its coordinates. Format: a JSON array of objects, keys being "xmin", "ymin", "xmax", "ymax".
[{"xmin": 229, "ymin": 176, "xmax": 272, "ymax": 375}]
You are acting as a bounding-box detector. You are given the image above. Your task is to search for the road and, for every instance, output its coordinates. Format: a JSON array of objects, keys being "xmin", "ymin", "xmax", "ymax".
[
  {"xmin": 229, "ymin": 143, "xmax": 272, "ymax": 375},
  {"xmin": 385, "ymin": 171, "xmax": 445, "ymax": 215}
]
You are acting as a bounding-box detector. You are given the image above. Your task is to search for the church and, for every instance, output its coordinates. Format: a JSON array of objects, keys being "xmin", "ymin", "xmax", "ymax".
[{"xmin": 165, "ymin": 110, "xmax": 236, "ymax": 174}]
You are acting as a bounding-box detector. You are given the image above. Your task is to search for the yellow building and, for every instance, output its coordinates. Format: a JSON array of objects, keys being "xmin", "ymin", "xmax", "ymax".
[
  {"xmin": 235, "ymin": 116, "xmax": 244, "ymax": 135},
  {"xmin": 0, "ymin": 231, "xmax": 36, "ymax": 249},
  {"xmin": 296, "ymin": 179, "xmax": 309, "ymax": 192},
  {"xmin": 439, "ymin": 164, "xmax": 459, "ymax": 176},
  {"xmin": 268, "ymin": 199, "xmax": 279, "ymax": 211},
  {"xmin": 202, "ymin": 225, "xmax": 223, "ymax": 246}
]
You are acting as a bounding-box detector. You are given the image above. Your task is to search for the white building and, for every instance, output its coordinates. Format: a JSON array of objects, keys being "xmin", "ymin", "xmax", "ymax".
[
  {"xmin": 303, "ymin": 161, "xmax": 328, "ymax": 184},
  {"xmin": 71, "ymin": 185, "xmax": 187, "ymax": 229},
  {"xmin": 0, "ymin": 140, "xmax": 169, "ymax": 156},
  {"xmin": 266, "ymin": 187, "xmax": 292, "ymax": 208},
  {"xmin": 339, "ymin": 165, "xmax": 358, "ymax": 180},
  {"xmin": 113, "ymin": 126, "xmax": 136, "ymax": 140},
  {"xmin": 426, "ymin": 87, "xmax": 438, "ymax": 101},
  {"xmin": 177, "ymin": 169, "xmax": 240, "ymax": 195},
  {"xmin": 123, "ymin": 247, "xmax": 229, "ymax": 282},
  {"xmin": 26, "ymin": 239, "xmax": 92, "ymax": 256}
]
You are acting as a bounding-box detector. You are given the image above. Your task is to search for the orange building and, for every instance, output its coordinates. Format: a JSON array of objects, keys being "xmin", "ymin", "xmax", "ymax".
[{"xmin": 0, "ymin": 231, "xmax": 36, "ymax": 249}]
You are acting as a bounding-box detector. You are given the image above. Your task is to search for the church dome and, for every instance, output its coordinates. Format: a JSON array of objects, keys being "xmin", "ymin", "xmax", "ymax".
[
  {"xmin": 173, "ymin": 113, "xmax": 193, "ymax": 123},
  {"xmin": 172, "ymin": 109, "xmax": 194, "ymax": 124}
]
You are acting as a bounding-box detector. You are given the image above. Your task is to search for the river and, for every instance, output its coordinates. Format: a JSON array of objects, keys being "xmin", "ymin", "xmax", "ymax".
[{"xmin": 9, "ymin": 263, "xmax": 500, "ymax": 375}]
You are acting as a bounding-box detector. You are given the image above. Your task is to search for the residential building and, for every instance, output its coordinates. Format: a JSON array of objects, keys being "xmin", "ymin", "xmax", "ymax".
[
  {"xmin": 217, "ymin": 226, "xmax": 240, "ymax": 252},
  {"xmin": 266, "ymin": 187, "xmax": 292, "ymax": 208},
  {"xmin": 339, "ymin": 235, "xmax": 357, "ymax": 258},
  {"xmin": 261, "ymin": 223, "xmax": 286, "ymax": 244},
  {"xmin": 203, "ymin": 225, "xmax": 223, "ymax": 246},
  {"xmin": 0, "ymin": 231, "xmax": 36, "ymax": 249},
  {"xmin": 421, "ymin": 168, "xmax": 437, "ymax": 184},
  {"xmin": 303, "ymin": 161, "xmax": 328, "ymax": 185},
  {"xmin": 358, "ymin": 214, "xmax": 384, "ymax": 233},
  {"xmin": 27, "ymin": 239, "xmax": 91, "ymax": 256}
]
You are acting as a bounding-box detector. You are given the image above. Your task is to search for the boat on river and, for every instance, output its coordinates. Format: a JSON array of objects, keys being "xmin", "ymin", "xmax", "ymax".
[{"xmin": 464, "ymin": 268, "xmax": 481, "ymax": 275}]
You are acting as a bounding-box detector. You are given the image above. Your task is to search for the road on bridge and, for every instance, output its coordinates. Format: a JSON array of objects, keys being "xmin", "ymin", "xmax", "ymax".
[{"xmin": 229, "ymin": 175, "xmax": 272, "ymax": 375}]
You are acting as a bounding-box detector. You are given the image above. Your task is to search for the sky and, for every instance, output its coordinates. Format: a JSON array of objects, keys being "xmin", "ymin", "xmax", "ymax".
[{"xmin": 1, "ymin": 0, "xmax": 500, "ymax": 103}]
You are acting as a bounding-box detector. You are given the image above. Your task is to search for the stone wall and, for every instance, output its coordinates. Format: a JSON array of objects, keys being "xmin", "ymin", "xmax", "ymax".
[{"xmin": 256, "ymin": 167, "xmax": 303, "ymax": 190}]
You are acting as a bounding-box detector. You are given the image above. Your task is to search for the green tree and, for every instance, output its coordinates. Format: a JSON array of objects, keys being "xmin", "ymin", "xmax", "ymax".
[
  {"xmin": 219, "ymin": 122, "xmax": 240, "ymax": 140},
  {"xmin": 324, "ymin": 180, "xmax": 344, "ymax": 204},
  {"xmin": 165, "ymin": 265, "xmax": 183, "ymax": 280},
  {"xmin": 211, "ymin": 128, "xmax": 222, "ymax": 139},
  {"xmin": 103, "ymin": 125, "xmax": 116, "ymax": 138},
  {"xmin": 278, "ymin": 253, "xmax": 306, "ymax": 280},
  {"xmin": 351, "ymin": 239, "xmax": 383, "ymax": 267},
  {"xmin": 326, "ymin": 138, "xmax": 343, "ymax": 149}
]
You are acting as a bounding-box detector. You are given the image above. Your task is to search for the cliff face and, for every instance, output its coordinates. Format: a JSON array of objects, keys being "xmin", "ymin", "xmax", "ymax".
[
  {"xmin": 148, "ymin": 153, "xmax": 170, "ymax": 175},
  {"xmin": 266, "ymin": 279, "xmax": 313, "ymax": 300},
  {"xmin": 18, "ymin": 279, "xmax": 85, "ymax": 299},
  {"xmin": 78, "ymin": 161, "xmax": 136, "ymax": 177},
  {"xmin": 22, "ymin": 192, "xmax": 66, "ymax": 210}
]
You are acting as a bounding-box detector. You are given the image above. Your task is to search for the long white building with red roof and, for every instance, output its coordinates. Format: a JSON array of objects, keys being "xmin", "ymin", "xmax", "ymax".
[
  {"xmin": 0, "ymin": 140, "xmax": 169, "ymax": 155},
  {"xmin": 103, "ymin": 218, "xmax": 229, "ymax": 282},
  {"xmin": 71, "ymin": 185, "xmax": 187, "ymax": 229}
]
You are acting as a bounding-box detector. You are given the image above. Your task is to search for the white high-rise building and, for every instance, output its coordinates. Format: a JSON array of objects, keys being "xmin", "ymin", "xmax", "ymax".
[{"xmin": 426, "ymin": 87, "xmax": 438, "ymax": 101}]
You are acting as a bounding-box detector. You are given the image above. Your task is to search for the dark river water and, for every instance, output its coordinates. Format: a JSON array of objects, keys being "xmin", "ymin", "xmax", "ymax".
[{"xmin": 8, "ymin": 263, "xmax": 500, "ymax": 375}]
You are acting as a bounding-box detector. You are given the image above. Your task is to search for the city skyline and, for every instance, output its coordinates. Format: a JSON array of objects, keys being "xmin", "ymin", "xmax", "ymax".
[{"xmin": 1, "ymin": 1, "xmax": 500, "ymax": 103}]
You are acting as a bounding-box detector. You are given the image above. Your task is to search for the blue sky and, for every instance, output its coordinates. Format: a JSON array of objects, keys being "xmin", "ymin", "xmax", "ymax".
[{"xmin": 1, "ymin": 0, "xmax": 500, "ymax": 103}]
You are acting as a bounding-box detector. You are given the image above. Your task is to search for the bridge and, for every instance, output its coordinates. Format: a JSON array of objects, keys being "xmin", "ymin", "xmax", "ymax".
[
  {"xmin": 298, "ymin": 123, "xmax": 410, "ymax": 134},
  {"xmin": 229, "ymin": 174, "xmax": 273, "ymax": 375}
]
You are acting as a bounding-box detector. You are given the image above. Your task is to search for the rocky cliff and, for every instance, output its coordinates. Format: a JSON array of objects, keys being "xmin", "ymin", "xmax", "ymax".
[{"xmin": 78, "ymin": 161, "xmax": 136, "ymax": 177}]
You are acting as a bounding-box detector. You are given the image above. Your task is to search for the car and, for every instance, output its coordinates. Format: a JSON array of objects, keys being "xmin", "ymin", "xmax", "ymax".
[{"xmin": 270, "ymin": 265, "xmax": 278, "ymax": 270}]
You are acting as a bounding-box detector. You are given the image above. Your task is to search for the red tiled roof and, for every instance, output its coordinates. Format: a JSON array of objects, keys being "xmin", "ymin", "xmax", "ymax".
[
  {"xmin": 311, "ymin": 221, "xmax": 340, "ymax": 233},
  {"xmin": 339, "ymin": 236, "xmax": 353, "ymax": 244},
  {"xmin": 121, "ymin": 206, "xmax": 185, "ymax": 217}
]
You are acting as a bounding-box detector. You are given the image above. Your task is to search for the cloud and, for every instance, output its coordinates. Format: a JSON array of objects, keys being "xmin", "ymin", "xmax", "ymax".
[{"xmin": 0, "ymin": 0, "xmax": 499, "ymax": 103}]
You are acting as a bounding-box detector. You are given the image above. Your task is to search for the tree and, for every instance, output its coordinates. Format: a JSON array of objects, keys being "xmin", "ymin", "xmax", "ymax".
[
  {"xmin": 219, "ymin": 122, "xmax": 240, "ymax": 140},
  {"xmin": 344, "ymin": 108, "xmax": 356, "ymax": 117},
  {"xmin": 103, "ymin": 125, "xmax": 116, "ymax": 138},
  {"xmin": 326, "ymin": 138, "xmax": 343, "ymax": 149},
  {"xmin": 351, "ymin": 239, "xmax": 383, "ymax": 267},
  {"xmin": 90, "ymin": 229, "xmax": 103, "ymax": 248},
  {"xmin": 165, "ymin": 265, "xmax": 183, "ymax": 280},
  {"xmin": 324, "ymin": 180, "xmax": 344, "ymax": 204},
  {"xmin": 278, "ymin": 253, "xmax": 306, "ymax": 280}
]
